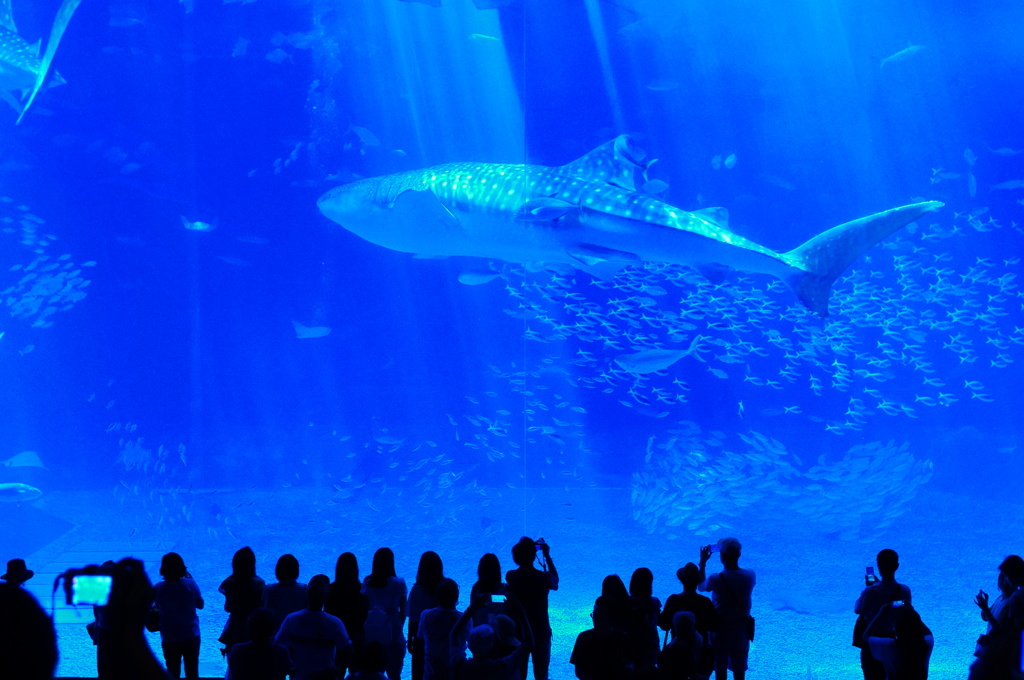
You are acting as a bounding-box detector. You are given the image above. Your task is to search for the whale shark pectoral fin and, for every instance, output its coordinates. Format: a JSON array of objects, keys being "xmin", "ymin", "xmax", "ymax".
[
  {"xmin": 389, "ymin": 188, "xmax": 460, "ymax": 231},
  {"xmin": 696, "ymin": 263, "xmax": 730, "ymax": 284},
  {"xmin": 559, "ymin": 134, "xmax": 648, "ymax": 191},
  {"xmin": 693, "ymin": 206, "xmax": 730, "ymax": 228},
  {"xmin": 784, "ymin": 200, "xmax": 944, "ymax": 317},
  {"xmin": 0, "ymin": 89, "xmax": 23, "ymax": 115},
  {"xmin": 515, "ymin": 197, "xmax": 578, "ymax": 222},
  {"xmin": 567, "ymin": 244, "xmax": 640, "ymax": 280}
]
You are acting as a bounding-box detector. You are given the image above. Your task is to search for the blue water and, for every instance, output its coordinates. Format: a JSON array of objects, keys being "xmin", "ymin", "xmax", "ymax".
[{"xmin": 1, "ymin": 0, "xmax": 1021, "ymax": 677}]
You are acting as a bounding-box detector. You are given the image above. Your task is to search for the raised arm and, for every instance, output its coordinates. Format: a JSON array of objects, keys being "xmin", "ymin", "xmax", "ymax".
[
  {"xmin": 697, "ymin": 546, "xmax": 712, "ymax": 592},
  {"xmin": 539, "ymin": 540, "xmax": 558, "ymax": 590},
  {"xmin": 450, "ymin": 597, "xmax": 485, "ymax": 668}
]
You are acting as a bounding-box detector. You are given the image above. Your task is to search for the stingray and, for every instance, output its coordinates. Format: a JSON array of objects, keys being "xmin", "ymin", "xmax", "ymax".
[{"xmin": 2, "ymin": 450, "xmax": 46, "ymax": 469}]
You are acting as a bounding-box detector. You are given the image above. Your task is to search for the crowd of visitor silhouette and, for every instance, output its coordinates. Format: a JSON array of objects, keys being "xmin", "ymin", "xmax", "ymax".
[{"xmin": 1, "ymin": 538, "xmax": 1022, "ymax": 680}]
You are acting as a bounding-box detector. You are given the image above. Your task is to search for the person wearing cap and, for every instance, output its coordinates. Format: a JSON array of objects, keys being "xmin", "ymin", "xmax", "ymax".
[
  {"xmin": 698, "ymin": 538, "xmax": 755, "ymax": 680},
  {"xmin": 659, "ymin": 563, "xmax": 716, "ymax": 678},
  {"xmin": 1, "ymin": 558, "xmax": 34, "ymax": 586},
  {"xmin": 488, "ymin": 614, "xmax": 522, "ymax": 662},
  {"xmin": 451, "ymin": 596, "xmax": 533, "ymax": 680},
  {"xmin": 658, "ymin": 611, "xmax": 704, "ymax": 680}
]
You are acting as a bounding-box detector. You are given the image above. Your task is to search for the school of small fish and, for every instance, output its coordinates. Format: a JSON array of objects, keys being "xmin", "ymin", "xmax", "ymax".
[
  {"xmin": 631, "ymin": 426, "xmax": 933, "ymax": 542},
  {"xmin": 4, "ymin": 137, "xmax": 1021, "ymax": 546},
  {"xmin": 1, "ymin": 198, "xmax": 92, "ymax": 329},
  {"xmin": 495, "ymin": 203, "xmax": 1020, "ymax": 434}
]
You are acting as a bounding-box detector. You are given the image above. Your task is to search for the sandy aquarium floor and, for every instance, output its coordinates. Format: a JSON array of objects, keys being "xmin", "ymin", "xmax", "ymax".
[{"xmin": 22, "ymin": 484, "xmax": 1017, "ymax": 679}]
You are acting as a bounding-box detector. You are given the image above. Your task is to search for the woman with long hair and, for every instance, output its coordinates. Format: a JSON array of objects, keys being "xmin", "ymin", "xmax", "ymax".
[
  {"xmin": 629, "ymin": 567, "xmax": 662, "ymax": 678},
  {"xmin": 470, "ymin": 553, "xmax": 506, "ymax": 601},
  {"xmin": 408, "ymin": 551, "xmax": 446, "ymax": 680},
  {"xmin": 152, "ymin": 552, "xmax": 204, "ymax": 679},
  {"xmin": 218, "ymin": 546, "xmax": 266, "ymax": 656},
  {"xmin": 362, "ymin": 547, "xmax": 408, "ymax": 680},
  {"xmin": 327, "ymin": 551, "xmax": 370, "ymax": 679}
]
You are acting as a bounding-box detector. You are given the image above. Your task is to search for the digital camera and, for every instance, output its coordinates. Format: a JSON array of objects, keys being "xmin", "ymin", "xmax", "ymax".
[{"xmin": 60, "ymin": 565, "xmax": 117, "ymax": 606}]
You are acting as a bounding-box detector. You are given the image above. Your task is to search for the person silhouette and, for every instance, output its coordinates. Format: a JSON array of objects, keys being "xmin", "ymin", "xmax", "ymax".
[
  {"xmin": 863, "ymin": 603, "xmax": 933, "ymax": 680},
  {"xmin": 1, "ymin": 558, "xmax": 34, "ymax": 587},
  {"xmin": 363, "ymin": 547, "xmax": 408, "ymax": 680},
  {"xmin": 226, "ymin": 608, "xmax": 292, "ymax": 680},
  {"xmin": 451, "ymin": 596, "xmax": 533, "ymax": 680},
  {"xmin": 629, "ymin": 568, "xmax": 661, "ymax": 678},
  {"xmin": 506, "ymin": 537, "xmax": 558, "ymax": 680},
  {"xmin": 970, "ymin": 554, "xmax": 1024, "ymax": 680},
  {"xmin": 326, "ymin": 551, "xmax": 369, "ymax": 679},
  {"xmin": 218, "ymin": 547, "xmax": 267, "ymax": 656},
  {"xmin": 152, "ymin": 552, "xmax": 204, "ymax": 679},
  {"xmin": 570, "ymin": 603, "xmax": 632, "ymax": 680},
  {"xmin": 658, "ymin": 611, "xmax": 703, "ymax": 680},
  {"xmin": 698, "ymin": 538, "xmax": 754, "ymax": 680},
  {"xmin": 470, "ymin": 554, "xmax": 508, "ymax": 628},
  {"xmin": 853, "ymin": 549, "xmax": 911, "ymax": 680},
  {"xmin": 659, "ymin": 563, "xmax": 716, "ymax": 678},
  {"xmin": 349, "ymin": 642, "xmax": 390, "ymax": 680},
  {"xmin": 263, "ymin": 554, "xmax": 308, "ymax": 631},
  {"xmin": 410, "ymin": 551, "xmax": 446, "ymax": 680},
  {"xmin": 275, "ymin": 575, "xmax": 351, "ymax": 680},
  {"xmin": 417, "ymin": 578, "xmax": 462, "ymax": 680},
  {"xmin": 0, "ymin": 581, "xmax": 57, "ymax": 679}
]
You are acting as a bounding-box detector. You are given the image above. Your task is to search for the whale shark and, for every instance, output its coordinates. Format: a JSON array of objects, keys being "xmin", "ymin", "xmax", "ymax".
[
  {"xmin": 318, "ymin": 135, "xmax": 942, "ymax": 316},
  {"xmin": 0, "ymin": 0, "xmax": 83, "ymax": 123}
]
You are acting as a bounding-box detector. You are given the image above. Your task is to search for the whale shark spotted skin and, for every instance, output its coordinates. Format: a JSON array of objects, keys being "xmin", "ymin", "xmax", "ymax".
[
  {"xmin": 0, "ymin": 0, "xmax": 83, "ymax": 123},
  {"xmin": 318, "ymin": 135, "xmax": 942, "ymax": 316}
]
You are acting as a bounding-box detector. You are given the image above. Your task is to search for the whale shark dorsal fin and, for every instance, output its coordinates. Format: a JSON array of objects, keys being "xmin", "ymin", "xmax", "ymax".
[
  {"xmin": 29, "ymin": 38, "xmax": 40, "ymax": 56},
  {"xmin": 559, "ymin": 134, "xmax": 647, "ymax": 191},
  {"xmin": 0, "ymin": 0, "xmax": 16, "ymax": 32},
  {"xmin": 693, "ymin": 206, "xmax": 729, "ymax": 227}
]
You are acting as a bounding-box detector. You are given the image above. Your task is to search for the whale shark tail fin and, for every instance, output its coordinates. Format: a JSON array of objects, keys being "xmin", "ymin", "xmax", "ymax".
[{"xmin": 784, "ymin": 201, "xmax": 943, "ymax": 317}]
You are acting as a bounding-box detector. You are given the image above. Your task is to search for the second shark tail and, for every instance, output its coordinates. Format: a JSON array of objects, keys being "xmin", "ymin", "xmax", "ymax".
[{"xmin": 783, "ymin": 200, "xmax": 943, "ymax": 317}]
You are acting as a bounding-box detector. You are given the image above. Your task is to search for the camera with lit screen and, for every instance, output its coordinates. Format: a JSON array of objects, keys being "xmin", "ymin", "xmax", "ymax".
[{"xmin": 61, "ymin": 565, "xmax": 117, "ymax": 607}]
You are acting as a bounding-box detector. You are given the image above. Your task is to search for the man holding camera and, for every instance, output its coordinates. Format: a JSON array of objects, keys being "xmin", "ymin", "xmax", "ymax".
[
  {"xmin": 507, "ymin": 537, "xmax": 559, "ymax": 680},
  {"xmin": 853, "ymin": 549, "xmax": 911, "ymax": 680},
  {"xmin": 698, "ymin": 537, "xmax": 755, "ymax": 680}
]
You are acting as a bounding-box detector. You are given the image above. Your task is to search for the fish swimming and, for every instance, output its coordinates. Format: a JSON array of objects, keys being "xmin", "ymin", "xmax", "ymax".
[
  {"xmin": 292, "ymin": 320, "xmax": 331, "ymax": 339},
  {"xmin": 0, "ymin": 0, "xmax": 83, "ymax": 123},
  {"xmin": 0, "ymin": 482, "xmax": 42, "ymax": 502},
  {"xmin": 1, "ymin": 450, "xmax": 46, "ymax": 469},
  {"xmin": 880, "ymin": 44, "xmax": 926, "ymax": 68},
  {"xmin": 318, "ymin": 135, "xmax": 942, "ymax": 316}
]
